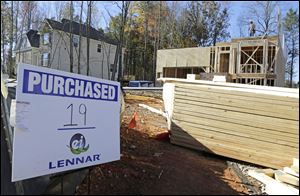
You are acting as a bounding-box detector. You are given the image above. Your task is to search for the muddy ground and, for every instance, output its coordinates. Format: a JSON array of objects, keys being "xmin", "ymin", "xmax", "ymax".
[{"xmin": 75, "ymin": 94, "xmax": 252, "ymax": 195}]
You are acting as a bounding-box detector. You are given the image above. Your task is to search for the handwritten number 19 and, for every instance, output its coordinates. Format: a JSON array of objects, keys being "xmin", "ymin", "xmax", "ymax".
[
  {"xmin": 79, "ymin": 104, "xmax": 87, "ymax": 125},
  {"xmin": 65, "ymin": 103, "xmax": 87, "ymax": 126}
]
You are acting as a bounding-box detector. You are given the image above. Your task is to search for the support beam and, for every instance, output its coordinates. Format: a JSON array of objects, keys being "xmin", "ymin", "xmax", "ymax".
[
  {"xmin": 265, "ymin": 40, "xmax": 269, "ymax": 73},
  {"xmin": 243, "ymin": 45, "xmax": 263, "ymax": 66},
  {"xmin": 237, "ymin": 43, "xmax": 241, "ymax": 74},
  {"xmin": 214, "ymin": 47, "xmax": 218, "ymax": 73},
  {"xmin": 241, "ymin": 50, "xmax": 261, "ymax": 66}
]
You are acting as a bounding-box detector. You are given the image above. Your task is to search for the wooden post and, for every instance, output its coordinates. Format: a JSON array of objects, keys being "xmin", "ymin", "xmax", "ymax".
[
  {"xmin": 214, "ymin": 47, "xmax": 218, "ymax": 73},
  {"xmin": 237, "ymin": 43, "xmax": 241, "ymax": 74},
  {"xmin": 229, "ymin": 46, "xmax": 233, "ymax": 74},
  {"xmin": 263, "ymin": 40, "xmax": 268, "ymax": 85}
]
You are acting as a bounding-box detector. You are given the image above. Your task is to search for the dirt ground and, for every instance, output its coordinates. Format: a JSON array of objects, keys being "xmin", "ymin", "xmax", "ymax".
[{"xmin": 75, "ymin": 94, "xmax": 250, "ymax": 195}]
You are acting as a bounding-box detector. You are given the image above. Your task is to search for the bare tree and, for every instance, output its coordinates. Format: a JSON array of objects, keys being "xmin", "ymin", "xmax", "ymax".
[
  {"xmin": 118, "ymin": 1, "xmax": 130, "ymax": 82},
  {"xmin": 78, "ymin": 1, "xmax": 83, "ymax": 74},
  {"xmin": 152, "ymin": 1, "xmax": 162, "ymax": 84},
  {"xmin": 142, "ymin": 1, "xmax": 149, "ymax": 80},
  {"xmin": 157, "ymin": 1, "xmax": 162, "ymax": 50},
  {"xmin": 33, "ymin": 2, "xmax": 47, "ymax": 29},
  {"xmin": 1, "ymin": 1, "xmax": 9, "ymax": 73},
  {"xmin": 104, "ymin": 5, "xmax": 119, "ymax": 81},
  {"xmin": 108, "ymin": 1, "xmax": 130, "ymax": 81},
  {"xmin": 8, "ymin": 1, "xmax": 14, "ymax": 77},
  {"xmin": 169, "ymin": 1, "xmax": 179, "ymax": 48},
  {"xmin": 20, "ymin": 1, "xmax": 37, "ymax": 31},
  {"xmin": 17, "ymin": 1, "xmax": 34, "ymax": 64},
  {"xmin": 15, "ymin": 1, "xmax": 19, "ymax": 42},
  {"xmin": 27, "ymin": 2, "xmax": 32, "ymax": 30},
  {"xmin": 69, "ymin": 1, "xmax": 74, "ymax": 73},
  {"xmin": 86, "ymin": 1, "xmax": 92, "ymax": 76},
  {"xmin": 54, "ymin": 1, "xmax": 65, "ymax": 21},
  {"xmin": 241, "ymin": 1, "xmax": 279, "ymax": 36}
]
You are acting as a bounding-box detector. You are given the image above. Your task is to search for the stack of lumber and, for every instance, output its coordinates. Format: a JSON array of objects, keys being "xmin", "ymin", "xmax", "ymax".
[
  {"xmin": 248, "ymin": 158, "xmax": 299, "ymax": 195},
  {"xmin": 161, "ymin": 78, "xmax": 299, "ymax": 169}
]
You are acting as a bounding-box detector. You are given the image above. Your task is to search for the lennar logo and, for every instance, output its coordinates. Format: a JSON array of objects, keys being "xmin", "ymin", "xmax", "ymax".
[
  {"xmin": 48, "ymin": 133, "xmax": 100, "ymax": 169},
  {"xmin": 68, "ymin": 133, "xmax": 89, "ymax": 154}
]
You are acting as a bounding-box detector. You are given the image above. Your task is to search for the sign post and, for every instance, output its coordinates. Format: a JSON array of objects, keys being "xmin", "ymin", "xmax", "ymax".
[{"xmin": 12, "ymin": 63, "xmax": 120, "ymax": 182}]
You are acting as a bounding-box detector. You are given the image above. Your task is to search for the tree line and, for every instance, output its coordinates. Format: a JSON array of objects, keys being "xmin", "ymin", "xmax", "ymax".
[{"xmin": 106, "ymin": 1, "xmax": 231, "ymax": 82}]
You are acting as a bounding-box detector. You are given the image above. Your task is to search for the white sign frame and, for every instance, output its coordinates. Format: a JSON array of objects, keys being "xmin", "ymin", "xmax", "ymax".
[{"xmin": 12, "ymin": 63, "xmax": 120, "ymax": 182}]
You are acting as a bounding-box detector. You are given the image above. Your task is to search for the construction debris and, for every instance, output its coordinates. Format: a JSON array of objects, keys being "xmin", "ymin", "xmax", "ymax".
[
  {"xmin": 138, "ymin": 104, "xmax": 167, "ymax": 118},
  {"xmin": 274, "ymin": 170, "xmax": 299, "ymax": 187},
  {"xmin": 248, "ymin": 169, "xmax": 299, "ymax": 195},
  {"xmin": 291, "ymin": 158, "xmax": 299, "ymax": 173},
  {"xmin": 153, "ymin": 152, "xmax": 163, "ymax": 157},
  {"xmin": 247, "ymin": 158, "xmax": 299, "ymax": 195},
  {"xmin": 158, "ymin": 170, "xmax": 164, "ymax": 179},
  {"xmin": 283, "ymin": 167, "xmax": 299, "ymax": 178}
]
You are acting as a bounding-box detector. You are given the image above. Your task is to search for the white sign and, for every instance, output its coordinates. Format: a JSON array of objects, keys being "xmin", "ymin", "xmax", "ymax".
[{"xmin": 12, "ymin": 63, "xmax": 120, "ymax": 182}]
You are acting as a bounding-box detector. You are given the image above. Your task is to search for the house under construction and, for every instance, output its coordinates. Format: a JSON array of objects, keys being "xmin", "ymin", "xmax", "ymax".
[{"xmin": 156, "ymin": 35, "xmax": 287, "ymax": 87}]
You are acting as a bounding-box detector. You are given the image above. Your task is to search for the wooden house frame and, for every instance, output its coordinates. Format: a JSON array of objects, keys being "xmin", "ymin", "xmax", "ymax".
[{"xmin": 156, "ymin": 35, "xmax": 287, "ymax": 87}]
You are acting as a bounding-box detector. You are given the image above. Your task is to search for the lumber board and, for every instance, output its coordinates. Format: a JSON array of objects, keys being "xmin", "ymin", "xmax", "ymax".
[
  {"xmin": 173, "ymin": 110, "xmax": 299, "ymax": 138},
  {"xmin": 174, "ymin": 97, "xmax": 298, "ymax": 120},
  {"xmin": 291, "ymin": 166, "xmax": 299, "ymax": 173},
  {"xmin": 165, "ymin": 79, "xmax": 299, "ymax": 170},
  {"xmin": 171, "ymin": 127, "xmax": 298, "ymax": 157},
  {"xmin": 261, "ymin": 169, "xmax": 275, "ymax": 178},
  {"xmin": 170, "ymin": 136, "xmax": 294, "ymax": 169},
  {"xmin": 172, "ymin": 112, "xmax": 299, "ymax": 139},
  {"xmin": 242, "ymin": 168, "xmax": 275, "ymax": 177},
  {"xmin": 171, "ymin": 129, "xmax": 298, "ymax": 159},
  {"xmin": 173, "ymin": 109, "xmax": 299, "ymax": 135},
  {"xmin": 170, "ymin": 135, "xmax": 296, "ymax": 169},
  {"xmin": 175, "ymin": 92, "xmax": 299, "ymax": 112},
  {"xmin": 174, "ymin": 97, "xmax": 298, "ymax": 121},
  {"xmin": 170, "ymin": 138, "xmax": 286, "ymax": 169},
  {"xmin": 172, "ymin": 123, "xmax": 298, "ymax": 150},
  {"xmin": 248, "ymin": 170, "xmax": 299, "ymax": 195},
  {"xmin": 169, "ymin": 139, "xmax": 297, "ymax": 165},
  {"xmin": 291, "ymin": 159, "xmax": 299, "ymax": 173},
  {"xmin": 172, "ymin": 113, "xmax": 298, "ymax": 135},
  {"xmin": 283, "ymin": 167, "xmax": 299, "ymax": 178},
  {"xmin": 174, "ymin": 120, "xmax": 299, "ymax": 143},
  {"xmin": 174, "ymin": 101, "xmax": 298, "ymax": 126},
  {"xmin": 274, "ymin": 170, "xmax": 299, "ymax": 186},
  {"xmin": 159, "ymin": 78, "xmax": 299, "ymax": 95},
  {"xmin": 175, "ymin": 83, "xmax": 299, "ymax": 100},
  {"xmin": 174, "ymin": 91, "xmax": 299, "ymax": 115},
  {"xmin": 171, "ymin": 120, "xmax": 299, "ymax": 147},
  {"xmin": 293, "ymin": 158, "xmax": 299, "ymax": 167},
  {"xmin": 174, "ymin": 105, "xmax": 298, "ymax": 133},
  {"xmin": 170, "ymin": 136, "xmax": 298, "ymax": 165},
  {"xmin": 174, "ymin": 97, "xmax": 299, "ymax": 123},
  {"xmin": 170, "ymin": 136, "xmax": 286, "ymax": 165},
  {"xmin": 175, "ymin": 87, "xmax": 299, "ymax": 107}
]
